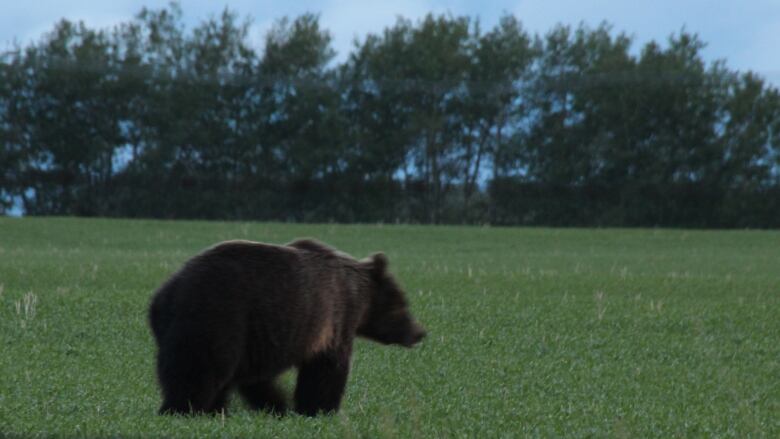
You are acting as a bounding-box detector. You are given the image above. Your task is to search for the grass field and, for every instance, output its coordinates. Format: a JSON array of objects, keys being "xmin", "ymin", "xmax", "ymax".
[{"xmin": 0, "ymin": 217, "xmax": 778, "ymax": 437}]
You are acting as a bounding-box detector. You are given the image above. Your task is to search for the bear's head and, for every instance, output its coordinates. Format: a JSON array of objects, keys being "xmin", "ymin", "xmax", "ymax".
[{"xmin": 358, "ymin": 253, "xmax": 426, "ymax": 347}]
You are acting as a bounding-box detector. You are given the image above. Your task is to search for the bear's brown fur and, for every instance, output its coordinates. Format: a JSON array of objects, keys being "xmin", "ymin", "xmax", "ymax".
[{"xmin": 148, "ymin": 238, "xmax": 426, "ymax": 416}]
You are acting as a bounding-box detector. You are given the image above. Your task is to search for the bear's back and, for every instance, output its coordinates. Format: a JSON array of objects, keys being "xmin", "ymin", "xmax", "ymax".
[{"xmin": 151, "ymin": 241, "xmax": 300, "ymax": 329}]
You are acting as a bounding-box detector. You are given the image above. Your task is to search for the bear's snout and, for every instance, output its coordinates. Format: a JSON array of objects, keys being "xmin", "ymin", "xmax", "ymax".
[{"xmin": 404, "ymin": 324, "xmax": 427, "ymax": 347}]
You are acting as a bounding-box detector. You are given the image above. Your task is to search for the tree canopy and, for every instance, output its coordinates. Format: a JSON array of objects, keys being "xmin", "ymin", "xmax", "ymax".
[{"xmin": 2, "ymin": 4, "xmax": 779, "ymax": 227}]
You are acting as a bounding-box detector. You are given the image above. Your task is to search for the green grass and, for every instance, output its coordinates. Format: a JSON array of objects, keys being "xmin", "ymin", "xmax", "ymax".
[{"xmin": 1, "ymin": 217, "xmax": 778, "ymax": 438}]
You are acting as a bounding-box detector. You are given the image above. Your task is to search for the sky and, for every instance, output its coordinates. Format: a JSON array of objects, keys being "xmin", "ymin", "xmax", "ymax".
[{"xmin": 1, "ymin": 0, "xmax": 779, "ymax": 85}]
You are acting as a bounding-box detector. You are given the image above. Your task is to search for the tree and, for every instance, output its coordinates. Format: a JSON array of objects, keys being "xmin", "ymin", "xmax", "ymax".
[
  {"xmin": 258, "ymin": 14, "xmax": 345, "ymax": 221},
  {"xmin": 0, "ymin": 47, "xmax": 27, "ymax": 213},
  {"xmin": 346, "ymin": 14, "xmax": 476, "ymax": 223},
  {"xmin": 463, "ymin": 15, "xmax": 535, "ymax": 221},
  {"xmin": 8, "ymin": 20, "xmax": 123, "ymax": 215},
  {"xmin": 3, "ymin": 5, "xmax": 780, "ymax": 227}
]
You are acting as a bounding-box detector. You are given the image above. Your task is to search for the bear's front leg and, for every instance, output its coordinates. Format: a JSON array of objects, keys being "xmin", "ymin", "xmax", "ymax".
[{"xmin": 294, "ymin": 346, "xmax": 352, "ymax": 416}]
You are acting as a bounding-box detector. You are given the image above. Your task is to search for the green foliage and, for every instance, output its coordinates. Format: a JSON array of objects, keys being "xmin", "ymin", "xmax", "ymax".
[
  {"xmin": 494, "ymin": 26, "xmax": 780, "ymax": 227},
  {"xmin": 0, "ymin": 217, "xmax": 778, "ymax": 437},
  {"xmin": 1, "ymin": 4, "xmax": 780, "ymax": 226}
]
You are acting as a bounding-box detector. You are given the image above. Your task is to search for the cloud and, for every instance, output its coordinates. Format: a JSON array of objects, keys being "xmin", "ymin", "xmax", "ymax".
[
  {"xmin": 512, "ymin": 0, "xmax": 780, "ymax": 82},
  {"xmin": 732, "ymin": 17, "xmax": 780, "ymax": 77},
  {"xmin": 1, "ymin": 0, "xmax": 778, "ymax": 85},
  {"xmin": 318, "ymin": 0, "xmax": 442, "ymax": 59},
  {"xmin": 1, "ymin": 0, "xmax": 140, "ymax": 46}
]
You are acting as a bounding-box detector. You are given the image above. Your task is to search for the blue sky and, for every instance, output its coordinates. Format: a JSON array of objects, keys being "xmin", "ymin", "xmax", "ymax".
[{"xmin": 2, "ymin": 1, "xmax": 779, "ymax": 85}]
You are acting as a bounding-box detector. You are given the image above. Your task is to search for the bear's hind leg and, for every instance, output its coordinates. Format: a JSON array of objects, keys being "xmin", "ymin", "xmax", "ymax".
[
  {"xmin": 156, "ymin": 330, "xmax": 239, "ymax": 416},
  {"xmin": 238, "ymin": 380, "xmax": 288, "ymax": 415},
  {"xmin": 294, "ymin": 347, "xmax": 352, "ymax": 416}
]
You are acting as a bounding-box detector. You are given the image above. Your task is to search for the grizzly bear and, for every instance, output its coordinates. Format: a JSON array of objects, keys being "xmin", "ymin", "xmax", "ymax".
[{"xmin": 148, "ymin": 238, "xmax": 426, "ymax": 417}]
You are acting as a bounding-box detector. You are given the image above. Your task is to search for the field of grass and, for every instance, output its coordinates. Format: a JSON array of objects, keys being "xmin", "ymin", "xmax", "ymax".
[{"xmin": 0, "ymin": 217, "xmax": 778, "ymax": 437}]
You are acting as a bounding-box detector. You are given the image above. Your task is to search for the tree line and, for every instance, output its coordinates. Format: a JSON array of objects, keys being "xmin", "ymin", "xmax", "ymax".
[{"xmin": 2, "ymin": 4, "xmax": 779, "ymax": 227}]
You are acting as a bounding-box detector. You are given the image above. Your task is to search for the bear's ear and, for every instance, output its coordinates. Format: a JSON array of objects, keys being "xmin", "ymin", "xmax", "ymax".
[{"xmin": 371, "ymin": 252, "xmax": 388, "ymax": 275}]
